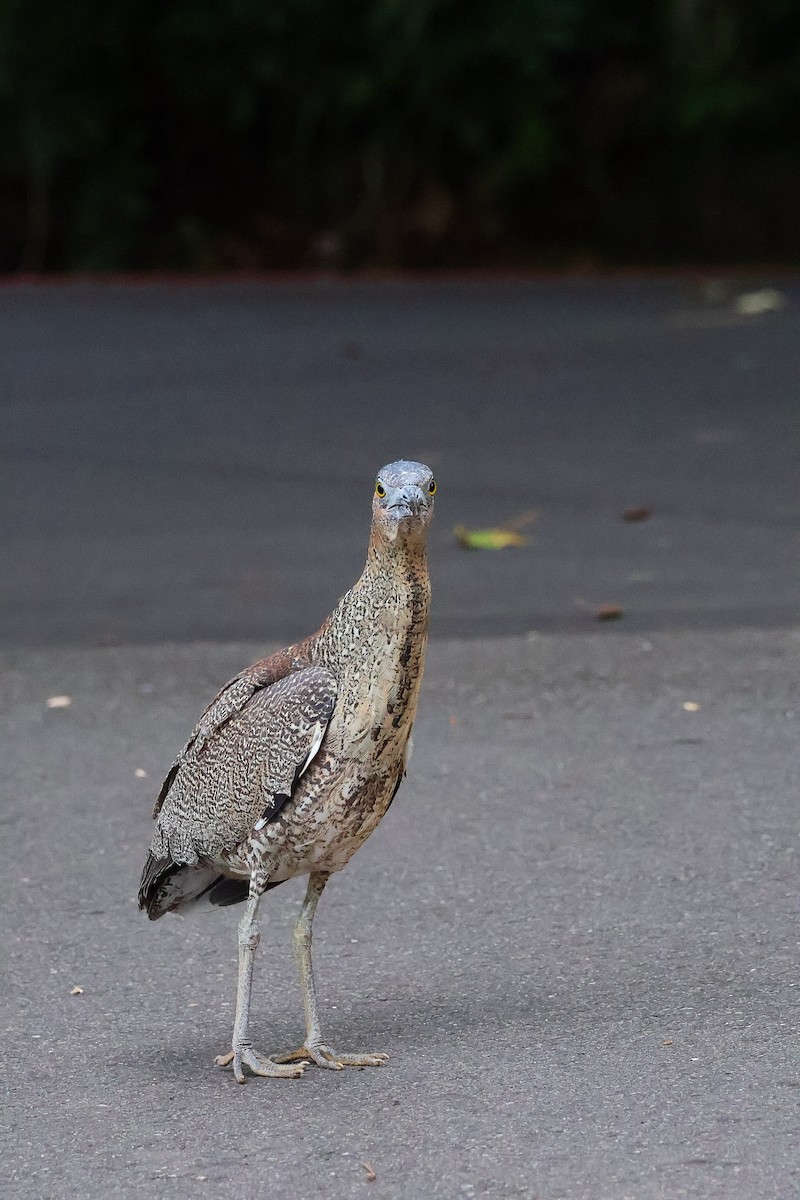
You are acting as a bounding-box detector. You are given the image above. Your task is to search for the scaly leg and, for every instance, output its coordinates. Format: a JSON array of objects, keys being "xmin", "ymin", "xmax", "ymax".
[
  {"xmin": 214, "ymin": 889, "xmax": 307, "ymax": 1082},
  {"xmin": 270, "ymin": 871, "xmax": 389, "ymax": 1070}
]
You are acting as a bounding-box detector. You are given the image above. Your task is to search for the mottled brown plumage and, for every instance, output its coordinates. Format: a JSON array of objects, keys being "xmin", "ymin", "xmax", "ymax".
[{"xmin": 138, "ymin": 460, "xmax": 435, "ymax": 1081}]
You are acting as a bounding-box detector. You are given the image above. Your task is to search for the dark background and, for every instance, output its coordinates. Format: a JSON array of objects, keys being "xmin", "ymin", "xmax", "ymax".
[{"xmin": 2, "ymin": 0, "xmax": 800, "ymax": 273}]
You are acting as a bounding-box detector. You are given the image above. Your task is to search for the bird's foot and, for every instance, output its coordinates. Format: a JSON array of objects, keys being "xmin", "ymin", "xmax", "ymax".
[
  {"xmin": 214, "ymin": 1046, "xmax": 306, "ymax": 1083},
  {"xmin": 269, "ymin": 1043, "xmax": 389, "ymax": 1071}
]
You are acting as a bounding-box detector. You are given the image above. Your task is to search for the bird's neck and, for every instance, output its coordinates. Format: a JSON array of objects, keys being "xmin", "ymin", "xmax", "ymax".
[
  {"xmin": 311, "ymin": 533, "xmax": 430, "ymax": 753},
  {"xmin": 313, "ymin": 533, "xmax": 430, "ymax": 670},
  {"xmin": 365, "ymin": 529, "xmax": 429, "ymax": 580},
  {"xmin": 362, "ymin": 533, "xmax": 431, "ymax": 634}
]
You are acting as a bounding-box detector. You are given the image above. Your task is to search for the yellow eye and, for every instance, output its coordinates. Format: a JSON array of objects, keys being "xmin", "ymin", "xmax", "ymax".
[
  {"xmin": 428, "ymin": 479, "xmax": 437, "ymax": 495},
  {"xmin": 375, "ymin": 481, "xmax": 386, "ymax": 498}
]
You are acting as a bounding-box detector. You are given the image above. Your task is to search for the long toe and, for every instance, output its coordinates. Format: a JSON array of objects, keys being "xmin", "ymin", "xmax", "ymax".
[
  {"xmin": 240, "ymin": 1047, "xmax": 307, "ymax": 1081},
  {"xmin": 216, "ymin": 1046, "xmax": 307, "ymax": 1082},
  {"xmin": 271, "ymin": 1044, "xmax": 388, "ymax": 1070}
]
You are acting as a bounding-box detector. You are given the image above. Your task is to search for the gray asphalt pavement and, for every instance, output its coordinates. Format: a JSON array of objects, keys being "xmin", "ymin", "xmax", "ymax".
[
  {"xmin": 1, "ymin": 279, "xmax": 798, "ymax": 1199},
  {"xmin": 2, "ymin": 277, "xmax": 799, "ymax": 643},
  {"xmin": 2, "ymin": 633, "xmax": 798, "ymax": 1198}
]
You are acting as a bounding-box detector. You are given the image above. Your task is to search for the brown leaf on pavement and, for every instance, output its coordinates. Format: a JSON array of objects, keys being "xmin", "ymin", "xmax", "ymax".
[{"xmin": 596, "ymin": 603, "xmax": 624, "ymax": 620}]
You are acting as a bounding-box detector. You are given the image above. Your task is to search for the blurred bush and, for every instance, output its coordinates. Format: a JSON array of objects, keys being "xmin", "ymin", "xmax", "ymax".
[{"xmin": 1, "ymin": 0, "xmax": 799, "ymax": 271}]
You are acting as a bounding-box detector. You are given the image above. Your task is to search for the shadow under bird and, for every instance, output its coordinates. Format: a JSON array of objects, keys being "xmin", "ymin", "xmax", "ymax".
[{"xmin": 138, "ymin": 461, "xmax": 436, "ymax": 1081}]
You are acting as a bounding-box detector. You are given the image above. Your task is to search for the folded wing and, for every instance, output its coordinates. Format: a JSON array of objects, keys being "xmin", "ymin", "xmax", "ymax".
[{"xmin": 138, "ymin": 665, "xmax": 337, "ymax": 914}]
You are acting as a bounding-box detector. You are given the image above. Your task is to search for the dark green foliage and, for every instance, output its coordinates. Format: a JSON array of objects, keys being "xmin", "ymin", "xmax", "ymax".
[{"xmin": 0, "ymin": 0, "xmax": 798, "ymax": 270}]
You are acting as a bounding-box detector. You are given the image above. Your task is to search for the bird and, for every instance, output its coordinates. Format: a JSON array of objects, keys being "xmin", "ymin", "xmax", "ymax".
[{"xmin": 138, "ymin": 460, "xmax": 435, "ymax": 1082}]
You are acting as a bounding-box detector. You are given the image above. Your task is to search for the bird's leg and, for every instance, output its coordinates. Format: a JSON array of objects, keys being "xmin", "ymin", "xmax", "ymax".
[
  {"xmin": 270, "ymin": 871, "xmax": 389, "ymax": 1070},
  {"xmin": 214, "ymin": 889, "xmax": 307, "ymax": 1082}
]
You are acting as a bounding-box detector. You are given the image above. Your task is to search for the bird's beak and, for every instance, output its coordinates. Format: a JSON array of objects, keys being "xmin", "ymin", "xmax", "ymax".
[{"xmin": 389, "ymin": 486, "xmax": 427, "ymax": 519}]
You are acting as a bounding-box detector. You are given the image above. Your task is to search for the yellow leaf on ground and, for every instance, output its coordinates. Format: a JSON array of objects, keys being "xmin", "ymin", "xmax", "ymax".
[
  {"xmin": 454, "ymin": 524, "xmax": 530, "ymax": 550},
  {"xmin": 454, "ymin": 509, "xmax": 536, "ymax": 550}
]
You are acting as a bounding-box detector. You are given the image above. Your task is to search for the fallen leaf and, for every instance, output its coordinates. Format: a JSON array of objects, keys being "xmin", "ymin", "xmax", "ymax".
[
  {"xmin": 361, "ymin": 1162, "xmax": 377, "ymax": 1182},
  {"xmin": 622, "ymin": 506, "xmax": 652, "ymax": 522},
  {"xmin": 454, "ymin": 510, "xmax": 536, "ymax": 550},
  {"xmin": 454, "ymin": 524, "xmax": 529, "ymax": 550},
  {"xmin": 682, "ymin": 701, "xmax": 700, "ymax": 712},
  {"xmin": 46, "ymin": 695, "xmax": 72, "ymax": 708},
  {"xmin": 70, "ymin": 986, "xmax": 84, "ymax": 996},
  {"xmin": 449, "ymin": 714, "xmax": 458, "ymax": 727},
  {"xmin": 734, "ymin": 288, "xmax": 786, "ymax": 316},
  {"xmin": 596, "ymin": 603, "xmax": 624, "ymax": 620}
]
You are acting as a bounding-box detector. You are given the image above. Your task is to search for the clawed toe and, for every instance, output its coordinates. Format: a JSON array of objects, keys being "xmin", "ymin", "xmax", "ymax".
[
  {"xmin": 215, "ymin": 1046, "xmax": 307, "ymax": 1082},
  {"xmin": 270, "ymin": 1044, "xmax": 389, "ymax": 1070}
]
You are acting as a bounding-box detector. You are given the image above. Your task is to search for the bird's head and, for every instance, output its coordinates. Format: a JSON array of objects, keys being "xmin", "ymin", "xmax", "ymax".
[{"xmin": 371, "ymin": 460, "xmax": 436, "ymax": 546}]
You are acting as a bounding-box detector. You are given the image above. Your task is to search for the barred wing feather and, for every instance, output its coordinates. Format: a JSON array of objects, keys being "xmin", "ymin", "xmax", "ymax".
[{"xmin": 148, "ymin": 666, "xmax": 337, "ymax": 866}]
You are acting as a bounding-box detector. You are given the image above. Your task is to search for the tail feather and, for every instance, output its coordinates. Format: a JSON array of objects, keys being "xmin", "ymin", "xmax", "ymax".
[
  {"xmin": 138, "ymin": 852, "xmax": 281, "ymax": 919},
  {"xmin": 138, "ymin": 851, "xmax": 220, "ymax": 920},
  {"xmin": 138, "ymin": 852, "xmax": 176, "ymax": 918},
  {"xmin": 200, "ymin": 876, "xmax": 251, "ymax": 907}
]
